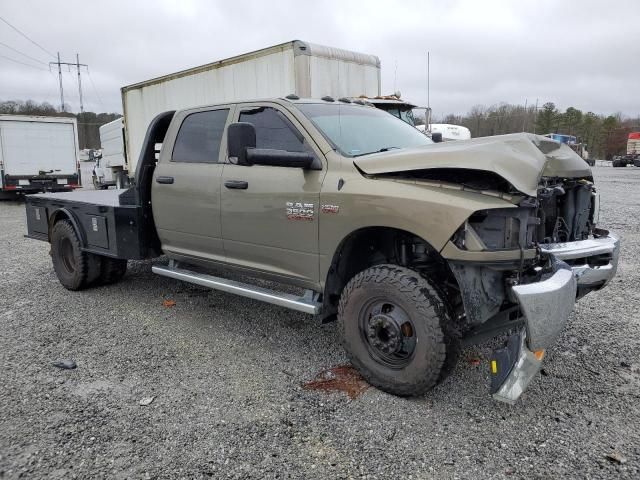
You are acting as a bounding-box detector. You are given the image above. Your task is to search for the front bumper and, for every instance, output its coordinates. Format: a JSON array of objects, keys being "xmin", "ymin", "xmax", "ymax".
[
  {"xmin": 540, "ymin": 230, "xmax": 620, "ymax": 292},
  {"xmin": 491, "ymin": 231, "xmax": 620, "ymax": 403}
]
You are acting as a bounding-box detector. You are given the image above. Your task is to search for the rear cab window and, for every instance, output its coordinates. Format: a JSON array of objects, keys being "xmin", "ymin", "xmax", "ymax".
[{"xmin": 172, "ymin": 109, "xmax": 229, "ymax": 163}]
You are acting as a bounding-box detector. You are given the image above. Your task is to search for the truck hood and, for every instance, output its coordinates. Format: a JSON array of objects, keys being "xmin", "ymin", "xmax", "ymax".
[{"xmin": 353, "ymin": 133, "xmax": 592, "ymax": 197}]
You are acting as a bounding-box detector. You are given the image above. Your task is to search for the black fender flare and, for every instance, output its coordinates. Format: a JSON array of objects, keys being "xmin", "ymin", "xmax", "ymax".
[{"xmin": 48, "ymin": 208, "xmax": 86, "ymax": 247}]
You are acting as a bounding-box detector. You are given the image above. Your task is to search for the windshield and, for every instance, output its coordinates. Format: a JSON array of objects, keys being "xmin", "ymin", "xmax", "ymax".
[{"xmin": 297, "ymin": 103, "xmax": 432, "ymax": 157}]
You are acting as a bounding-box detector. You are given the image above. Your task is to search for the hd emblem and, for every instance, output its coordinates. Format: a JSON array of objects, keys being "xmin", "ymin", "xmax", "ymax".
[
  {"xmin": 286, "ymin": 201, "xmax": 314, "ymax": 221},
  {"xmin": 321, "ymin": 204, "xmax": 340, "ymax": 214}
]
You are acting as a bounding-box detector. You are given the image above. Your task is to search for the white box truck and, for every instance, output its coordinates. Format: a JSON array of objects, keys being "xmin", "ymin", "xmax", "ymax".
[
  {"xmin": 0, "ymin": 115, "xmax": 80, "ymax": 197},
  {"xmin": 93, "ymin": 118, "xmax": 127, "ymax": 189},
  {"xmin": 119, "ymin": 40, "xmax": 381, "ymax": 178}
]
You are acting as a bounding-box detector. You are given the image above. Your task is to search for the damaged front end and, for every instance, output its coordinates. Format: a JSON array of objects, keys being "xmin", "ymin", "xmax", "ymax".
[
  {"xmin": 443, "ymin": 177, "xmax": 619, "ymax": 403},
  {"xmin": 355, "ymin": 133, "xmax": 620, "ymax": 402}
]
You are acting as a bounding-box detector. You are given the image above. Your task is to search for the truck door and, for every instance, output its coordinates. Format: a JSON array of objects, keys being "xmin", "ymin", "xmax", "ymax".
[
  {"xmin": 152, "ymin": 106, "xmax": 232, "ymax": 263},
  {"xmin": 221, "ymin": 104, "xmax": 326, "ymax": 286}
]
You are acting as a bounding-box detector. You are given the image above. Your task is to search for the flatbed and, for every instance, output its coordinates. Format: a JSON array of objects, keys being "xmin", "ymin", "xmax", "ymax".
[{"xmin": 25, "ymin": 188, "xmax": 157, "ymax": 260}]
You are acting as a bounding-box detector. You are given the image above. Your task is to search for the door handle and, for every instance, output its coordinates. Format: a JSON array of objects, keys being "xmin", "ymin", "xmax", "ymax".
[
  {"xmin": 156, "ymin": 176, "xmax": 174, "ymax": 184},
  {"xmin": 224, "ymin": 180, "xmax": 248, "ymax": 190}
]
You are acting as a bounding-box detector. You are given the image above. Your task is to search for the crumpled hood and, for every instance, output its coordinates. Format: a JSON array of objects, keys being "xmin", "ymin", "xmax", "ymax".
[{"xmin": 353, "ymin": 133, "xmax": 592, "ymax": 197}]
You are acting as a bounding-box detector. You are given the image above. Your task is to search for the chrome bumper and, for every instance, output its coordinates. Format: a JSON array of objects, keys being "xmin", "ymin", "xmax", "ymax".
[
  {"xmin": 540, "ymin": 230, "xmax": 620, "ymax": 290},
  {"xmin": 492, "ymin": 264, "xmax": 577, "ymax": 404},
  {"xmin": 492, "ymin": 231, "xmax": 620, "ymax": 404},
  {"xmin": 512, "ymin": 263, "xmax": 577, "ymax": 351}
]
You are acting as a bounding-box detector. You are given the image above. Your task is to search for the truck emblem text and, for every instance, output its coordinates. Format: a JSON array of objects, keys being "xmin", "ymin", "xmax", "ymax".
[
  {"xmin": 321, "ymin": 204, "xmax": 340, "ymax": 214},
  {"xmin": 286, "ymin": 202, "xmax": 314, "ymax": 221}
]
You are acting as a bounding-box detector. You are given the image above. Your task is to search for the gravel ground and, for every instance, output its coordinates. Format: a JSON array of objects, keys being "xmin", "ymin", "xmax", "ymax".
[{"xmin": 1, "ymin": 166, "xmax": 639, "ymax": 479}]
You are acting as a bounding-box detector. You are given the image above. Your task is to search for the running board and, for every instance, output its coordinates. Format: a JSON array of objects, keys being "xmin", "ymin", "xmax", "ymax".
[{"xmin": 152, "ymin": 263, "xmax": 322, "ymax": 315}]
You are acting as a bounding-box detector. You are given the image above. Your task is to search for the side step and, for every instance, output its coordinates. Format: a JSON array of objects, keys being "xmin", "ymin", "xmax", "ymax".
[{"xmin": 152, "ymin": 262, "xmax": 322, "ymax": 315}]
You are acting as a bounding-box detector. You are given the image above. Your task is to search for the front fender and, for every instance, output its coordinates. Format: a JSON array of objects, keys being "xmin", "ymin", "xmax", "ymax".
[{"xmin": 318, "ymin": 176, "xmax": 517, "ymax": 280}]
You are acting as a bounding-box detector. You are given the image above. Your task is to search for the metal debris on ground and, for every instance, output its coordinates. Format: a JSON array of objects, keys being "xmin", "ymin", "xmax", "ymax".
[
  {"xmin": 139, "ymin": 396, "xmax": 155, "ymax": 406},
  {"xmin": 162, "ymin": 299, "xmax": 176, "ymax": 307},
  {"xmin": 303, "ymin": 365, "xmax": 370, "ymax": 399},
  {"xmin": 52, "ymin": 359, "xmax": 77, "ymax": 370},
  {"xmin": 605, "ymin": 452, "xmax": 627, "ymax": 465}
]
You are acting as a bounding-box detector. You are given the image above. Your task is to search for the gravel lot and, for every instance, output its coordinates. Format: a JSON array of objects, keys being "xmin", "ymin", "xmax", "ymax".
[{"xmin": 1, "ymin": 166, "xmax": 639, "ymax": 479}]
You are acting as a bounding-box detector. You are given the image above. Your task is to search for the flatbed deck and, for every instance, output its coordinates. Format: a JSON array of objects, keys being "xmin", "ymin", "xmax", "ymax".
[
  {"xmin": 30, "ymin": 189, "xmax": 133, "ymax": 207},
  {"xmin": 25, "ymin": 187, "xmax": 159, "ymax": 260}
]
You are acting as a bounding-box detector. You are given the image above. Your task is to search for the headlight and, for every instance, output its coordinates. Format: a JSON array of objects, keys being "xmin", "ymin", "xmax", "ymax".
[{"xmin": 454, "ymin": 207, "xmax": 537, "ymax": 251}]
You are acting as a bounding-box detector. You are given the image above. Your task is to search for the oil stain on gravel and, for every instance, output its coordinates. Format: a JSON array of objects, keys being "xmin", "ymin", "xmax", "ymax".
[{"xmin": 303, "ymin": 365, "xmax": 370, "ymax": 399}]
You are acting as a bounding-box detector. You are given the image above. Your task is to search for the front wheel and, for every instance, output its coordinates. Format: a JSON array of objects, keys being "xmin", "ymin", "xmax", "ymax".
[{"xmin": 338, "ymin": 264, "xmax": 457, "ymax": 397}]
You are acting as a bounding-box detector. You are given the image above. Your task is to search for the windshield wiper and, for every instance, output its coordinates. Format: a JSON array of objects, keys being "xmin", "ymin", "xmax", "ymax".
[{"xmin": 353, "ymin": 146, "xmax": 400, "ymax": 157}]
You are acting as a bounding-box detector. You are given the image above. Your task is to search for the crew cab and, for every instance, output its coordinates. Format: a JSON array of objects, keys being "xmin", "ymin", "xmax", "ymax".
[{"xmin": 24, "ymin": 97, "xmax": 620, "ymax": 403}]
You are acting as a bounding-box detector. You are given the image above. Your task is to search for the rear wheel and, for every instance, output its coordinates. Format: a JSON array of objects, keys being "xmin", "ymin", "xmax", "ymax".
[
  {"xmin": 338, "ymin": 264, "xmax": 457, "ymax": 396},
  {"xmin": 51, "ymin": 220, "xmax": 101, "ymax": 290}
]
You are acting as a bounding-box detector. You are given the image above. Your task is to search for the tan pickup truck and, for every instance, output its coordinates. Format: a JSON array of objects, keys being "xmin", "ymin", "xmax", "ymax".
[{"xmin": 25, "ymin": 97, "xmax": 620, "ymax": 403}]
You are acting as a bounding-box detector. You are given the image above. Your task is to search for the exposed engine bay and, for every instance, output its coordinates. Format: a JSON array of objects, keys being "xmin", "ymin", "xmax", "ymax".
[
  {"xmin": 463, "ymin": 177, "xmax": 597, "ymax": 250},
  {"xmin": 445, "ymin": 176, "xmax": 600, "ymax": 330}
]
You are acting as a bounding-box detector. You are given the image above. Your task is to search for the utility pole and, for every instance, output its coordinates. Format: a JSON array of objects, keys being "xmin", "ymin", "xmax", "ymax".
[
  {"xmin": 50, "ymin": 53, "xmax": 88, "ymax": 113},
  {"xmin": 55, "ymin": 52, "xmax": 64, "ymax": 112},
  {"xmin": 427, "ymin": 52, "xmax": 431, "ymax": 132},
  {"xmin": 76, "ymin": 54, "xmax": 84, "ymax": 113}
]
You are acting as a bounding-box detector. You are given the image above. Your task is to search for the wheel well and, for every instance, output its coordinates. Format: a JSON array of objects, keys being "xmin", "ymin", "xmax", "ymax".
[
  {"xmin": 322, "ymin": 227, "xmax": 462, "ymax": 322},
  {"xmin": 48, "ymin": 209, "xmax": 85, "ymax": 246}
]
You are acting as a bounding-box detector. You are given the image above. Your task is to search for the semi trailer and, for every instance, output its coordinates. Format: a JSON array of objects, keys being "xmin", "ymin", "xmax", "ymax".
[{"xmin": 612, "ymin": 132, "xmax": 640, "ymax": 167}]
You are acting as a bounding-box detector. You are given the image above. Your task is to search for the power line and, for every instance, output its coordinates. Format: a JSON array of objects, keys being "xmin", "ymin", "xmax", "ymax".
[
  {"xmin": 0, "ymin": 14, "xmax": 56, "ymax": 59},
  {"xmin": 0, "ymin": 40, "xmax": 48, "ymax": 65},
  {"xmin": 87, "ymin": 70, "xmax": 106, "ymax": 111},
  {"xmin": 0, "ymin": 52, "xmax": 48, "ymax": 71}
]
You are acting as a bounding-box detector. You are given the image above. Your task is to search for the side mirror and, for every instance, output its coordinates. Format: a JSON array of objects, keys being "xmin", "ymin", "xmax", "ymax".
[
  {"xmin": 431, "ymin": 132, "xmax": 443, "ymax": 143},
  {"xmin": 228, "ymin": 122, "xmax": 256, "ymax": 165},
  {"xmin": 247, "ymin": 149, "xmax": 316, "ymax": 169}
]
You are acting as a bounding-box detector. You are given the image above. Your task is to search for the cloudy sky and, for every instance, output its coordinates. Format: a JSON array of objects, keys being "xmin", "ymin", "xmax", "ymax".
[{"xmin": 1, "ymin": 0, "xmax": 639, "ymax": 118}]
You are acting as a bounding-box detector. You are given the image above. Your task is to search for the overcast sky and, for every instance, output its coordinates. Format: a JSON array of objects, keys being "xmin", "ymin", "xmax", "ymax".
[{"xmin": 1, "ymin": 0, "xmax": 639, "ymax": 118}]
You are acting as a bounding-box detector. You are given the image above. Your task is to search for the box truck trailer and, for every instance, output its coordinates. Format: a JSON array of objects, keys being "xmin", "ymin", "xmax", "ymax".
[
  {"xmin": 93, "ymin": 118, "xmax": 127, "ymax": 189},
  {"xmin": 0, "ymin": 115, "xmax": 80, "ymax": 198},
  {"xmin": 118, "ymin": 40, "xmax": 381, "ymax": 179}
]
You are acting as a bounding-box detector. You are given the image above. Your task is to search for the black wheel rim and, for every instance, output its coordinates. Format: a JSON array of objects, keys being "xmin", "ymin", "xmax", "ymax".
[
  {"xmin": 358, "ymin": 297, "xmax": 417, "ymax": 369},
  {"xmin": 59, "ymin": 237, "xmax": 76, "ymax": 274}
]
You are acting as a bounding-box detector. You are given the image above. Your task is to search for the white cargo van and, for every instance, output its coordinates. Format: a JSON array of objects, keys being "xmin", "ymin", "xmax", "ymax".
[{"xmin": 93, "ymin": 118, "xmax": 126, "ymax": 189}]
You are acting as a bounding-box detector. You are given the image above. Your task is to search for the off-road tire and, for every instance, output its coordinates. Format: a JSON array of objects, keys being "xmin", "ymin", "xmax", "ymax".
[
  {"xmin": 50, "ymin": 220, "xmax": 101, "ymax": 290},
  {"xmin": 98, "ymin": 257, "xmax": 127, "ymax": 285},
  {"xmin": 338, "ymin": 264, "xmax": 457, "ymax": 397}
]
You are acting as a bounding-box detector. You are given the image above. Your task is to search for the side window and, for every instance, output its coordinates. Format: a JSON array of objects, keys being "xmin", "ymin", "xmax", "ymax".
[
  {"xmin": 172, "ymin": 109, "xmax": 229, "ymax": 163},
  {"xmin": 239, "ymin": 107, "xmax": 305, "ymax": 152}
]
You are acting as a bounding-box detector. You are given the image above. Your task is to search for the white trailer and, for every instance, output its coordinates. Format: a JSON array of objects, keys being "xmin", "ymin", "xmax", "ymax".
[
  {"xmin": 0, "ymin": 115, "xmax": 80, "ymax": 197},
  {"xmin": 121, "ymin": 40, "xmax": 381, "ymax": 176},
  {"xmin": 428, "ymin": 124, "xmax": 472, "ymax": 142},
  {"xmin": 93, "ymin": 118, "xmax": 127, "ymax": 189}
]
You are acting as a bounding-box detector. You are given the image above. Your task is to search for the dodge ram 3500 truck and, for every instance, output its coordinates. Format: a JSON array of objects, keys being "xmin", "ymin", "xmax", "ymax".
[{"xmin": 24, "ymin": 97, "xmax": 620, "ymax": 403}]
